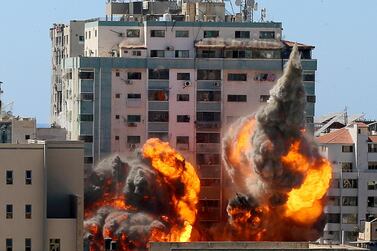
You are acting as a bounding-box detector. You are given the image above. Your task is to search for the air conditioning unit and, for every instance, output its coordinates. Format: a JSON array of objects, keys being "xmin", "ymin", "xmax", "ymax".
[
  {"xmin": 183, "ymin": 81, "xmax": 192, "ymax": 88},
  {"xmin": 166, "ymin": 45, "xmax": 174, "ymax": 51},
  {"xmin": 213, "ymin": 81, "xmax": 221, "ymax": 87}
]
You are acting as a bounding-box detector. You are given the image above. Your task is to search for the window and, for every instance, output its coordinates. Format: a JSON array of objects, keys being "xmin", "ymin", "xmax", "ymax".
[
  {"xmin": 78, "ymin": 71, "xmax": 94, "ymax": 79},
  {"xmin": 128, "ymin": 72, "xmax": 142, "ymax": 80},
  {"xmin": 326, "ymin": 213, "xmax": 340, "ymax": 223},
  {"xmin": 94, "ymin": 30, "xmax": 97, "ymax": 37},
  {"xmin": 25, "ymin": 170, "xmax": 32, "ymax": 185},
  {"xmin": 115, "ymin": 115, "xmax": 120, "ymax": 119},
  {"xmin": 81, "ymin": 93, "xmax": 94, "ymax": 101},
  {"xmin": 115, "ymin": 71, "xmax": 120, "ymax": 77},
  {"xmin": 132, "ymin": 50, "xmax": 141, "ymax": 56},
  {"xmin": 198, "ymin": 49, "xmax": 218, "ymax": 58},
  {"xmin": 176, "ymin": 136, "xmax": 189, "ymax": 149},
  {"xmin": 259, "ymin": 31, "xmax": 275, "ymax": 39},
  {"xmin": 25, "ymin": 134, "xmax": 30, "ymax": 140},
  {"xmin": 327, "ymin": 196, "xmax": 340, "ymax": 206},
  {"xmin": 368, "ymin": 197, "xmax": 377, "ymax": 207},
  {"xmin": 197, "ymin": 70, "xmax": 221, "ymax": 80},
  {"xmin": 196, "ymin": 133, "xmax": 220, "ymax": 143},
  {"xmin": 80, "ymin": 114, "xmax": 93, "ymax": 121},
  {"xmin": 260, "ymin": 95, "xmax": 270, "ymax": 102},
  {"xmin": 306, "ymin": 117, "xmax": 314, "ymax": 124},
  {"xmin": 228, "ymin": 73, "xmax": 247, "ymax": 81},
  {"xmin": 341, "ymin": 162, "xmax": 353, "ymax": 172},
  {"xmin": 6, "ymin": 204, "xmax": 13, "ymax": 219},
  {"xmin": 342, "ymin": 145, "xmax": 353, "ymax": 152},
  {"xmin": 253, "ymin": 50, "xmax": 280, "ymax": 59},
  {"xmin": 307, "ymin": 95, "xmax": 316, "ymax": 103},
  {"xmin": 342, "ymin": 196, "xmax": 358, "ymax": 206},
  {"xmin": 115, "ymin": 93, "xmax": 121, "ymax": 99},
  {"xmin": 6, "ymin": 170, "xmax": 13, "ymax": 185},
  {"xmin": 235, "ymin": 31, "xmax": 250, "ymax": 38},
  {"xmin": 127, "ymin": 136, "xmax": 141, "ymax": 144},
  {"xmin": 175, "ymin": 50, "xmax": 189, "ymax": 58},
  {"xmin": 126, "ymin": 29, "xmax": 140, "ymax": 37},
  {"xmin": 151, "ymin": 30, "xmax": 165, "ymax": 37},
  {"xmin": 25, "ymin": 204, "xmax": 32, "ymax": 219},
  {"xmin": 84, "ymin": 157, "xmax": 93, "ymax": 164},
  {"xmin": 25, "ymin": 238, "xmax": 31, "ymax": 251},
  {"xmin": 79, "ymin": 35, "xmax": 84, "ymax": 42},
  {"xmin": 197, "ymin": 91, "xmax": 221, "ymax": 102},
  {"xmin": 115, "ymin": 136, "xmax": 120, "ymax": 140},
  {"xmin": 127, "ymin": 115, "xmax": 141, "ymax": 123},
  {"xmin": 177, "ymin": 94, "xmax": 189, "ymax": 101},
  {"xmin": 197, "ymin": 153, "xmax": 221, "ymax": 165},
  {"xmin": 6, "ymin": 238, "xmax": 12, "ymax": 251},
  {"xmin": 177, "ymin": 73, "xmax": 190, "ymax": 80},
  {"xmin": 49, "ymin": 239, "xmax": 60, "ymax": 251},
  {"xmin": 227, "ymin": 95, "xmax": 247, "ymax": 102},
  {"xmin": 150, "ymin": 50, "xmax": 165, "ymax": 57},
  {"xmin": 342, "ymin": 214, "xmax": 357, "ymax": 224},
  {"xmin": 255, "ymin": 73, "xmax": 276, "ymax": 81},
  {"xmin": 369, "ymin": 144, "xmax": 377, "ymax": 153},
  {"xmin": 176, "ymin": 30, "xmax": 189, "ymax": 37},
  {"xmin": 368, "ymin": 181, "xmax": 377, "ymax": 190},
  {"xmin": 303, "ymin": 73, "xmax": 315, "ymax": 81},
  {"xmin": 343, "ymin": 179, "xmax": 358, "ymax": 189},
  {"xmin": 149, "ymin": 111, "xmax": 169, "ymax": 122},
  {"xmin": 204, "ymin": 30, "xmax": 219, "ymax": 38},
  {"xmin": 127, "ymin": 93, "xmax": 141, "ymax": 99},
  {"xmin": 196, "ymin": 112, "xmax": 221, "ymax": 122},
  {"xmin": 369, "ymin": 162, "xmax": 377, "ymax": 170},
  {"xmin": 149, "ymin": 69, "xmax": 169, "ymax": 79},
  {"xmin": 79, "ymin": 135, "xmax": 93, "ymax": 143},
  {"xmin": 148, "ymin": 90, "xmax": 169, "ymax": 101},
  {"xmin": 224, "ymin": 49, "xmax": 252, "ymax": 59},
  {"xmin": 177, "ymin": 115, "xmax": 190, "ymax": 123}
]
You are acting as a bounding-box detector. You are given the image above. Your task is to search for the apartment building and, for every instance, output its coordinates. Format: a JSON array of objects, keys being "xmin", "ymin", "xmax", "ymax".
[
  {"xmin": 0, "ymin": 140, "xmax": 84, "ymax": 251},
  {"xmin": 51, "ymin": 0, "xmax": 317, "ymax": 224},
  {"xmin": 50, "ymin": 20, "xmax": 86, "ymax": 125},
  {"xmin": 317, "ymin": 122, "xmax": 377, "ymax": 243}
]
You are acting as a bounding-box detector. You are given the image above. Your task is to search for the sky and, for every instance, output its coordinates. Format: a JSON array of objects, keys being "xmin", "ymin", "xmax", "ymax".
[{"xmin": 0, "ymin": 0, "xmax": 376, "ymax": 124}]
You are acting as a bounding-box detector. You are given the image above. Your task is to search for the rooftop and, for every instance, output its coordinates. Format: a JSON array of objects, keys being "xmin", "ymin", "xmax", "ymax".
[{"xmin": 316, "ymin": 128, "xmax": 353, "ymax": 144}]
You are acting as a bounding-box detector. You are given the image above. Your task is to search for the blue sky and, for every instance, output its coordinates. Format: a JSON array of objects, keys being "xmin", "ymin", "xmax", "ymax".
[{"xmin": 0, "ymin": 0, "xmax": 376, "ymax": 123}]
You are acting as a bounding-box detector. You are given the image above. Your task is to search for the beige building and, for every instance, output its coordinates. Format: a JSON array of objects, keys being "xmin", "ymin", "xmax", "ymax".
[
  {"xmin": 317, "ymin": 122, "xmax": 377, "ymax": 243},
  {"xmin": 0, "ymin": 114, "xmax": 36, "ymax": 144},
  {"xmin": 0, "ymin": 141, "xmax": 84, "ymax": 251}
]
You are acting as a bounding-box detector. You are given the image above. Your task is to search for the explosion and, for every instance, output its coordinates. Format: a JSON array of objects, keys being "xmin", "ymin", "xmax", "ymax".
[
  {"xmin": 84, "ymin": 139, "xmax": 200, "ymax": 250},
  {"xmin": 84, "ymin": 45, "xmax": 332, "ymax": 249},
  {"xmin": 222, "ymin": 45, "xmax": 332, "ymax": 241}
]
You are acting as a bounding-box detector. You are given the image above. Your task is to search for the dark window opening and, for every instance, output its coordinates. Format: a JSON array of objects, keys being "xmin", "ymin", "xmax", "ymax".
[
  {"xmin": 177, "ymin": 115, "xmax": 190, "ymax": 123},
  {"xmin": 228, "ymin": 95, "xmax": 247, "ymax": 102}
]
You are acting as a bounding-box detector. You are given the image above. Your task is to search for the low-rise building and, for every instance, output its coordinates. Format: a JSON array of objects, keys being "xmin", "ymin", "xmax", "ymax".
[{"xmin": 0, "ymin": 140, "xmax": 84, "ymax": 251}]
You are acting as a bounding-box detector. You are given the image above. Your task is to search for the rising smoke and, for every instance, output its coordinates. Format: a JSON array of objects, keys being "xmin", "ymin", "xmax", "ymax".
[{"xmin": 222, "ymin": 45, "xmax": 332, "ymax": 241}]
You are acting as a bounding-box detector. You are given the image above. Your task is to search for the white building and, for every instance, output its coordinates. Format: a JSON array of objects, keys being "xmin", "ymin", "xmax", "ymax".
[
  {"xmin": 51, "ymin": 1, "xmax": 317, "ymax": 225},
  {"xmin": 317, "ymin": 122, "xmax": 377, "ymax": 243},
  {"xmin": 0, "ymin": 140, "xmax": 84, "ymax": 251}
]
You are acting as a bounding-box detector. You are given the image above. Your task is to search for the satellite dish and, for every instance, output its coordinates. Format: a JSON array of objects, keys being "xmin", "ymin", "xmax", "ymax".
[{"xmin": 235, "ymin": 0, "xmax": 241, "ymax": 6}]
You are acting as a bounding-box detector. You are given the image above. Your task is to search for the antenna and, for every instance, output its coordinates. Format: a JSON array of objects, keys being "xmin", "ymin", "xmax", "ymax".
[
  {"xmin": 0, "ymin": 81, "xmax": 3, "ymax": 114},
  {"xmin": 344, "ymin": 106, "xmax": 348, "ymax": 125}
]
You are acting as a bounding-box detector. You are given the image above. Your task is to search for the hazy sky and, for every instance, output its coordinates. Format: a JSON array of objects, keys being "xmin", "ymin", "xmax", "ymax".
[{"xmin": 0, "ymin": 0, "xmax": 376, "ymax": 123}]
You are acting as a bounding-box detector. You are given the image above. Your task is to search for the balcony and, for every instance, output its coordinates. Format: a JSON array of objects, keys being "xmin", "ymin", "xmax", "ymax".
[
  {"xmin": 197, "ymin": 165, "xmax": 221, "ymax": 179},
  {"xmin": 200, "ymin": 187, "xmax": 221, "ymax": 200},
  {"xmin": 195, "ymin": 121, "xmax": 221, "ymax": 131},
  {"xmin": 148, "ymin": 122, "xmax": 168, "ymax": 132},
  {"xmin": 197, "ymin": 102, "xmax": 221, "ymax": 112},
  {"xmin": 148, "ymin": 101, "xmax": 169, "ymax": 111},
  {"xmin": 196, "ymin": 143, "xmax": 221, "ymax": 153}
]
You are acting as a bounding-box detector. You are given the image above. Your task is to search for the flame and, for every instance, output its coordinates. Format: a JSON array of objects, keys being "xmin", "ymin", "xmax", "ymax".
[
  {"xmin": 282, "ymin": 141, "xmax": 332, "ymax": 224},
  {"xmin": 142, "ymin": 138, "xmax": 200, "ymax": 242}
]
